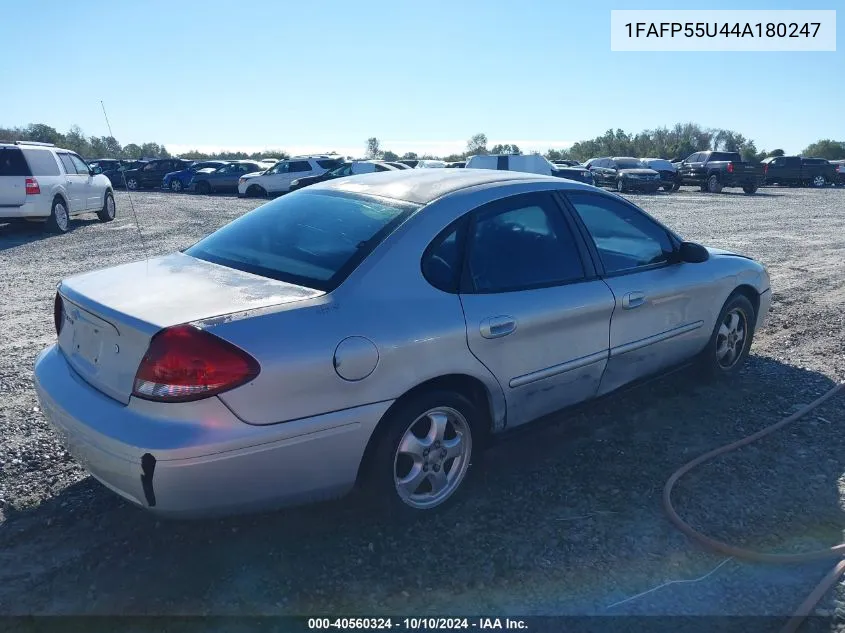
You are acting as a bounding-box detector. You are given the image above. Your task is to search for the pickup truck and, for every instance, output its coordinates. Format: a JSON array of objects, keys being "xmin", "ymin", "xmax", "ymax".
[
  {"xmin": 761, "ymin": 156, "xmax": 837, "ymax": 187},
  {"xmin": 677, "ymin": 151, "xmax": 765, "ymax": 194}
]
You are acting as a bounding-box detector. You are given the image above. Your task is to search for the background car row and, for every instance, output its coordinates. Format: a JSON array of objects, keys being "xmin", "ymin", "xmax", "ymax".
[{"xmin": 87, "ymin": 151, "xmax": 845, "ymax": 199}]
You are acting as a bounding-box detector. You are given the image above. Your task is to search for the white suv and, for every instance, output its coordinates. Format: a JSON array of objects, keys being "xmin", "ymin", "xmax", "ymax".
[
  {"xmin": 237, "ymin": 155, "xmax": 344, "ymax": 197},
  {"xmin": 0, "ymin": 141, "xmax": 115, "ymax": 233}
]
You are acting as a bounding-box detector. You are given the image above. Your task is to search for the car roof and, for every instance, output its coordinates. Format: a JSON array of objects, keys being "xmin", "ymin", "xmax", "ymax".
[{"xmin": 307, "ymin": 168, "xmax": 578, "ymax": 204}]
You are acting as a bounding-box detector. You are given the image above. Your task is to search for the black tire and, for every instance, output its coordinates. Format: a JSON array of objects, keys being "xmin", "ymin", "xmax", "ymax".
[
  {"xmin": 697, "ymin": 293, "xmax": 756, "ymax": 380},
  {"xmin": 125, "ymin": 177, "xmax": 139, "ymax": 191},
  {"xmin": 97, "ymin": 191, "xmax": 116, "ymax": 223},
  {"xmin": 707, "ymin": 174, "xmax": 722, "ymax": 194},
  {"xmin": 699, "ymin": 183, "xmax": 708, "ymax": 192},
  {"xmin": 170, "ymin": 179, "xmax": 183, "ymax": 192},
  {"xmin": 195, "ymin": 181, "xmax": 211, "ymax": 195},
  {"xmin": 363, "ymin": 390, "xmax": 483, "ymax": 520},
  {"xmin": 246, "ymin": 184, "xmax": 267, "ymax": 198},
  {"xmin": 672, "ymin": 182, "xmax": 681, "ymax": 191},
  {"xmin": 811, "ymin": 175, "xmax": 827, "ymax": 188},
  {"xmin": 45, "ymin": 197, "xmax": 70, "ymax": 233},
  {"xmin": 742, "ymin": 184, "xmax": 758, "ymax": 195},
  {"xmin": 616, "ymin": 179, "xmax": 626, "ymax": 193},
  {"xmin": 663, "ymin": 184, "xmax": 674, "ymax": 192}
]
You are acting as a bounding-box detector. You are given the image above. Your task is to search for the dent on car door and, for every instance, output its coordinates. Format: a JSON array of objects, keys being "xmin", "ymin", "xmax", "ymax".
[
  {"xmin": 457, "ymin": 191, "xmax": 615, "ymax": 428},
  {"xmin": 564, "ymin": 191, "xmax": 716, "ymax": 395}
]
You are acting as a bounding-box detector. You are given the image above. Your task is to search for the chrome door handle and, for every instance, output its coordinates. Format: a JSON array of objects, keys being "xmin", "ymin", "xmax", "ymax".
[
  {"xmin": 480, "ymin": 316, "xmax": 516, "ymax": 339},
  {"xmin": 622, "ymin": 292, "xmax": 646, "ymax": 309}
]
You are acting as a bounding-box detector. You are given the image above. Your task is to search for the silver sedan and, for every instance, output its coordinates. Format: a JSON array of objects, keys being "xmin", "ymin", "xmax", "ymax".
[{"xmin": 34, "ymin": 169, "xmax": 771, "ymax": 517}]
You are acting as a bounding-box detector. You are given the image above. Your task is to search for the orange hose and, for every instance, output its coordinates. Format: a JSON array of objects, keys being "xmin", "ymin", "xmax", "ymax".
[{"xmin": 663, "ymin": 381, "xmax": 845, "ymax": 632}]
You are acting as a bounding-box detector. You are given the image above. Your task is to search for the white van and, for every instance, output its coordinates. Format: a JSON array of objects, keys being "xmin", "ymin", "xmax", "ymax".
[{"xmin": 465, "ymin": 153, "xmax": 556, "ymax": 175}]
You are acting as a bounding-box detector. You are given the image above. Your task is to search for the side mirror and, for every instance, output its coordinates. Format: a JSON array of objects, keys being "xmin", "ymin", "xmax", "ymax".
[
  {"xmin": 677, "ymin": 241, "xmax": 710, "ymax": 263},
  {"xmin": 89, "ymin": 169, "xmax": 96, "ymax": 177}
]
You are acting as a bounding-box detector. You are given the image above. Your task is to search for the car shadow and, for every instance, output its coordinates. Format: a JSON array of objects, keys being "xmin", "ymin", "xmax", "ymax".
[
  {"xmin": 1, "ymin": 356, "xmax": 843, "ymax": 618},
  {"xmin": 0, "ymin": 218, "xmax": 102, "ymax": 250}
]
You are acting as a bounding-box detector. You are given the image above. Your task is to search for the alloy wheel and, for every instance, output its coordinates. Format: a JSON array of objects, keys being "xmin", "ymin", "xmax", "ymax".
[
  {"xmin": 716, "ymin": 308, "xmax": 747, "ymax": 369},
  {"xmin": 393, "ymin": 406, "xmax": 472, "ymax": 510}
]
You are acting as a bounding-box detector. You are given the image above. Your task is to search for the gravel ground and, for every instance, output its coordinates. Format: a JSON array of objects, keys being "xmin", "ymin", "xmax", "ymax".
[{"xmin": 1, "ymin": 186, "xmax": 844, "ymax": 624}]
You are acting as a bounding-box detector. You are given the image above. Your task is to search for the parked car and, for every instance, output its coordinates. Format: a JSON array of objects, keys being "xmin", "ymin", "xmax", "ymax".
[
  {"xmin": 584, "ymin": 157, "xmax": 661, "ymax": 193},
  {"xmin": 446, "ymin": 161, "xmax": 467, "ymax": 168},
  {"xmin": 161, "ymin": 160, "xmax": 230, "ymax": 193},
  {"xmin": 398, "ymin": 159, "xmax": 419, "ymax": 168},
  {"xmin": 237, "ymin": 156, "xmax": 345, "ymax": 197},
  {"xmin": 416, "ymin": 160, "xmax": 448, "ymax": 168},
  {"xmin": 189, "ymin": 161, "xmax": 265, "ymax": 194},
  {"xmin": 86, "ymin": 158, "xmax": 140, "ymax": 189},
  {"xmin": 34, "ymin": 169, "xmax": 771, "ymax": 517},
  {"xmin": 467, "ymin": 154, "xmax": 594, "ymax": 185},
  {"xmin": 677, "ymin": 151, "xmax": 764, "ymax": 194},
  {"xmin": 552, "ymin": 160, "xmax": 581, "ymax": 167},
  {"xmin": 761, "ymin": 156, "xmax": 837, "ymax": 188},
  {"xmin": 831, "ymin": 160, "xmax": 845, "ymax": 185},
  {"xmin": 162, "ymin": 161, "xmax": 228, "ymax": 192},
  {"xmin": 289, "ymin": 161, "xmax": 398, "ymax": 192},
  {"xmin": 0, "ymin": 141, "xmax": 115, "ymax": 233},
  {"xmin": 641, "ymin": 158, "xmax": 680, "ymax": 192},
  {"xmin": 123, "ymin": 158, "xmax": 193, "ymax": 191}
]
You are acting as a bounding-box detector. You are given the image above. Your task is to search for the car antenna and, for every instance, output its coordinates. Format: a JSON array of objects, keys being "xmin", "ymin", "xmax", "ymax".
[{"xmin": 100, "ymin": 100, "xmax": 148, "ymax": 259}]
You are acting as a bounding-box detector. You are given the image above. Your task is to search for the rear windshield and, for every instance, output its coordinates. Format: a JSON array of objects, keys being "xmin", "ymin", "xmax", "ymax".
[
  {"xmin": 708, "ymin": 152, "xmax": 742, "ymax": 162},
  {"xmin": 0, "ymin": 147, "xmax": 31, "ymax": 176},
  {"xmin": 185, "ymin": 190, "xmax": 418, "ymax": 291},
  {"xmin": 615, "ymin": 159, "xmax": 644, "ymax": 169}
]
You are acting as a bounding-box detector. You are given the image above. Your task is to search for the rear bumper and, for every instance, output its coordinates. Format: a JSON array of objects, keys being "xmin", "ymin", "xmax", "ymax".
[
  {"xmin": 0, "ymin": 198, "xmax": 50, "ymax": 219},
  {"xmin": 624, "ymin": 180, "xmax": 661, "ymax": 191},
  {"xmin": 34, "ymin": 345, "xmax": 393, "ymax": 518}
]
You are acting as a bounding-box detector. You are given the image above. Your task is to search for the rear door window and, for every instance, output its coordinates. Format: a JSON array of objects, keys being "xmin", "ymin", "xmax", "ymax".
[
  {"xmin": 185, "ymin": 190, "xmax": 417, "ymax": 291},
  {"xmin": 0, "ymin": 148, "xmax": 33, "ymax": 176},
  {"xmin": 465, "ymin": 193, "xmax": 585, "ymax": 293},
  {"xmin": 496, "ymin": 156, "xmax": 508, "ymax": 170}
]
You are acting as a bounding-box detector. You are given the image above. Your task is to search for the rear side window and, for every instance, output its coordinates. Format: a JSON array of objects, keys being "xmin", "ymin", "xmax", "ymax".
[
  {"xmin": 496, "ymin": 156, "xmax": 508, "ymax": 170},
  {"xmin": 422, "ymin": 221, "xmax": 466, "ymax": 293},
  {"xmin": 24, "ymin": 150, "xmax": 63, "ymax": 176},
  {"xmin": 57, "ymin": 154, "xmax": 76, "ymax": 175},
  {"xmin": 317, "ymin": 159, "xmax": 343, "ymax": 169},
  {"xmin": 289, "ymin": 161, "xmax": 312, "ymax": 172},
  {"xmin": 0, "ymin": 148, "xmax": 33, "ymax": 176},
  {"xmin": 185, "ymin": 190, "xmax": 417, "ymax": 291},
  {"xmin": 709, "ymin": 152, "xmax": 742, "ymax": 162}
]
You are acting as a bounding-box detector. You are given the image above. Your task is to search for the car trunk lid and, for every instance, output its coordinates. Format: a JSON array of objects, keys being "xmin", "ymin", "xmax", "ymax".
[{"xmin": 57, "ymin": 252, "xmax": 324, "ymax": 403}]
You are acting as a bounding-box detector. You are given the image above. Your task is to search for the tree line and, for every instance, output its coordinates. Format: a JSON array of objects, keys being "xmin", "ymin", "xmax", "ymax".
[
  {"xmin": 368, "ymin": 127, "xmax": 845, "ymax": 163},
  {"xmin": 4, "ymin": 122, "xmax": 844, "ymax": 164}
]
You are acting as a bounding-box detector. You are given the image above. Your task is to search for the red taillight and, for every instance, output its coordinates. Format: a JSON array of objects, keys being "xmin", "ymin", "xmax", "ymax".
[
  {"xmin": 25, "ymin": 177, "xmax": 40, "ymax": 195},
  {"xmin": 53, "ymin": 292, "xmax": 64, "ymax": 336},
  {"xmin": 132, "ymin": 325, "xmax": 260, "ymax": 402},
  {"xmin": 727, "ymin": 163, "xmax": 734, "ymax": 173}
]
